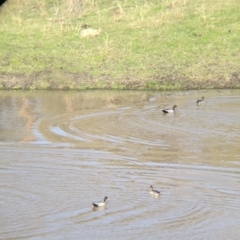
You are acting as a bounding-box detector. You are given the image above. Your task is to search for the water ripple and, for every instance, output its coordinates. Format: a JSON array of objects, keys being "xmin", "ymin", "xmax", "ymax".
[{"xmin": 1, "ymin": 90, "xmax": 240, "ymax": 239}]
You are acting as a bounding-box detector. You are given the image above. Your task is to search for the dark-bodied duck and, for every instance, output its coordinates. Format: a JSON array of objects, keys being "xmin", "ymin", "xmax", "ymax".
[
  {"xmin": 162, "ymin": 105, "xmax": 177, "ymax": 113},
  {"xmin": 92, "ymin": 196, "xmax": 108, "ymax": 207},
  {"xmin": 196, "ymin": 96, "xmax": 205, "ymax": 105},
  {"xmin": 149, "ymin": 185, "xmax": 160, "ymax": 196}
]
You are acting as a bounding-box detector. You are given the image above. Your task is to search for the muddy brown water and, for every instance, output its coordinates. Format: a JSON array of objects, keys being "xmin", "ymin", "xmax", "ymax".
[{"xmin": 0, "ymin": 90, "xmax": 240, "ymax": 239}]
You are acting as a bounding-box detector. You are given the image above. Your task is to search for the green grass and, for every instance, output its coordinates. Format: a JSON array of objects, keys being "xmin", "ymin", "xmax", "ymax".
[{"xmin": 0, "ymin": 0, "xmax": 239, "ymax": 90}]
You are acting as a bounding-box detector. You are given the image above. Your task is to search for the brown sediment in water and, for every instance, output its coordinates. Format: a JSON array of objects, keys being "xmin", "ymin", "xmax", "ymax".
[
  {"xmin": 1, "ymin": 90, "xmax": 240, "ymax": 239},
  {"xmin": 0, "ymin": 71, "xmax": 240, "ymax": 90}
]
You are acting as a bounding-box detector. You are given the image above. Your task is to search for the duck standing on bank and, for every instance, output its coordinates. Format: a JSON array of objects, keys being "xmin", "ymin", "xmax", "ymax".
[
  {"xmin": 196, "ymin": 96, "xmax": 205, "ymax": 105},
  {"xmin": 162, "ymin": 105, "xmax": 177, "ymax": 113},
  {"xmin": 92, "ymin": 196, "xmax": 108, "ymax": 208},
  {"xmin": 149, "ymin": 185, "xmax": 160, "ymax": 196}
]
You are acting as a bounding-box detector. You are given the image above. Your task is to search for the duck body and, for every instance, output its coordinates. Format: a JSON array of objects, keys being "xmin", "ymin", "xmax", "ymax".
[
  {"xmin": 149, "ymin": 185, "xmax": 160, "ymax": 196},
  {"xmin": 196, "ymin": 97, "xmax": 205, "ymax": 105},
  {"xmin": 162, "ymin": 105, "xmax": 177, "ymax": 113},
  {"xmin": 92, "ymin": 196, "xmax": 108, "ymax": 207}
]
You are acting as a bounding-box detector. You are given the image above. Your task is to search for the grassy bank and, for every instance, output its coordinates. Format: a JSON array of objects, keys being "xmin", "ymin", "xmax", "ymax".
[{"xmin": 0, "ymin": 0, "xmax": 240, "ymax": 90}]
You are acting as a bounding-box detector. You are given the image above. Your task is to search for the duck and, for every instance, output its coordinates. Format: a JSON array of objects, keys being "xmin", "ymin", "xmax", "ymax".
[
  {"xmin": 196, "ymin": 96, "xmax": 205, "ymax": 105},
  {"xmin": 92, "ymin": 196, "xmax": 108, "ymax": 207},
  {"xmin": 162, "ymin": 105, "xmax": 177, "ymax": 113},
  {"xmin": 149, "ymin": 185, "xmax": 160, "ymax": 196}
]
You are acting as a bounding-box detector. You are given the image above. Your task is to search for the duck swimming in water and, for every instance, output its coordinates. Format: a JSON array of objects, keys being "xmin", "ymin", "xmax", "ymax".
[
  {"xmin": 162, "ymin": 105, "xmax": 177, "ymax": 113},
  {"xmin": 149, "ymin": 185, "xmax": 160, "ymax": 196},
  {"xmin": 92, "ymin": 196, "xmax": 108, "ymax": 207},
  {"xmin": 196, "ymin": 96, "xmax": 205, "ymax": 105}
]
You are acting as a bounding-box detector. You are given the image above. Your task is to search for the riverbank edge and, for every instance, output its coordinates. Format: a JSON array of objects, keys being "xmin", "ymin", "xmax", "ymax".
[{"xmin": 1, "ymin": 71, "xmax": 240, "ymax": 91}]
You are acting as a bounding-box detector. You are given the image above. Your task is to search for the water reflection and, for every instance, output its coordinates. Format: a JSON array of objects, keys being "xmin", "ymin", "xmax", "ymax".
[
  {"xmin": 92, "ymin": 206, "xmax": 107, "ymax": 212},
  {"xmin": 0, "ymin": 89, "xmax": 240, "ymax": 239},
  {"xmin": 18, "ymin": 97, "xmax": 36, "ymax": 142}
]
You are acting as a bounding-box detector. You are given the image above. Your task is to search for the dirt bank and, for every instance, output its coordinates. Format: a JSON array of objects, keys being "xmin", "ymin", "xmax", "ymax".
[{"xmin": 1, "ymin": 71, "xmax": 240, "ymax": 90}]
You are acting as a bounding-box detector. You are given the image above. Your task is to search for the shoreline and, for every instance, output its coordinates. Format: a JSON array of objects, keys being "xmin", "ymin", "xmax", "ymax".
[{"xmin": 0, "ymin": 72, "xmax": 239, "ymax": 91}]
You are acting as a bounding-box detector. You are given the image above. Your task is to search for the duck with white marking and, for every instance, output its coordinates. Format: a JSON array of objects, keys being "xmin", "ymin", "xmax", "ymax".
[
  {"xmin": 162, "ymin": 105, "xmax": 177, "ymax": 113},
  {"xmin": 92, "ymin": 196, "xmax": 108, "ymax": 207},
  {"xmin": 196, "ymin": 96, "xmax": 205, "ymax": 105},
  {"xmin": 149, "ymin": 185, "xmax": 160, "ymax": 196}
]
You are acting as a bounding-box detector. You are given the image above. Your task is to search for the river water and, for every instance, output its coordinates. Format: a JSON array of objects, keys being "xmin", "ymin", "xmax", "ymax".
[{"xmin": 0, "ymin": 89, "xmax": 240, "ymax": 239}]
